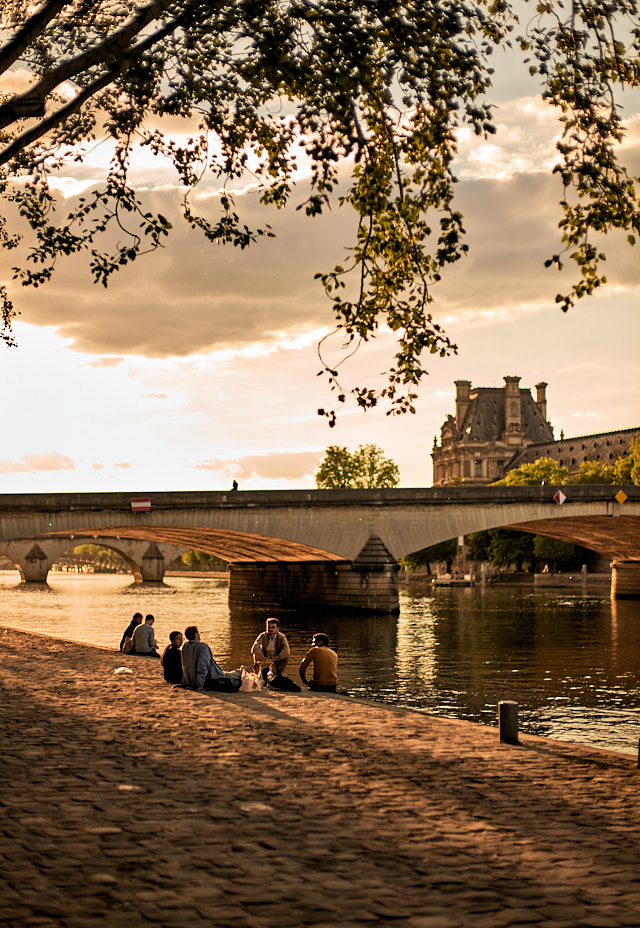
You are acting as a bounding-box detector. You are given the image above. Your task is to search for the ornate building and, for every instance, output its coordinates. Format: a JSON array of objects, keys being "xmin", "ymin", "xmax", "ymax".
[
  {"xmin": 432, "ymin": 377, "xmax": 553, "ymax": 486},
  {"xmin": 432, "ymin": 376, "xmax": 637, "ymax": 486}
]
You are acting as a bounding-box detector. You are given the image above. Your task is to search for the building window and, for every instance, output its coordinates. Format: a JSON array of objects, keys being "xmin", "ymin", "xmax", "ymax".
[{"xmin": 474, "ymin": 460, "xmax": 482, "ymax": 477}]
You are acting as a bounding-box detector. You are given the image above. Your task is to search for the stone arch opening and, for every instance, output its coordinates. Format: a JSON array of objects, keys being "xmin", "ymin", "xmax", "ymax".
[{"xmin": 52, "ymin": 541, "xmax": 139, "ymax": 578}]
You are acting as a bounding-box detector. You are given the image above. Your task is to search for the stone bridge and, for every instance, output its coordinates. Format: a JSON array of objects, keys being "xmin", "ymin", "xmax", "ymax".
[{"xmin": 0, "ymin": 485, "xmax": 638, "ymax": 612}]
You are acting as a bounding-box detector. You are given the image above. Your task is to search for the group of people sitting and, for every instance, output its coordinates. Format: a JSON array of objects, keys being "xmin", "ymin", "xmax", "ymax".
[{"xmin": 119, "ymin": 614, "xmax": 339, "ymax": 694}]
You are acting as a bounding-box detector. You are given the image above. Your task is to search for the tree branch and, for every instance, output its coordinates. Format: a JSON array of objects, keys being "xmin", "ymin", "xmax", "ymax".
[
  {"xmin": 0, "ymin": 13, "xmax": 189, "ymax": 166},
  {"xmin": 0, "ymin": 0, "xmax": 177, "ymax": 131},
  {"xmin": 0, "ymin": 0, "xmax": 74, "ymax": 78}
]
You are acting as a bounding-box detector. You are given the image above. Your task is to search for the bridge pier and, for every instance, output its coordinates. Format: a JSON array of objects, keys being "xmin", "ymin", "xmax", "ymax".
[
  {"xmin": 228, "ymin": 536, "xmax": 400, "ymax": 614},
  {"xmin": 139, "ymin": 543, "xmax": 166, "ymax": 584},
  {"xmin": 22, "ymin": 543, "xmax": 50, "ymax": 583},
  {"xmin": 611, "ymin": 560, "xmax": 640, "ymax": 599}
]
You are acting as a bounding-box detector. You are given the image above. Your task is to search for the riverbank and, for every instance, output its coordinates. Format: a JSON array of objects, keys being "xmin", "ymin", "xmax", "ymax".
[
  {"xmin": 402, "ymin": 570, "xmax": 612, "ymax": 590},
  {"xmin": 2, "ymin": 627, "xmax": 640, "ymax": 927}
]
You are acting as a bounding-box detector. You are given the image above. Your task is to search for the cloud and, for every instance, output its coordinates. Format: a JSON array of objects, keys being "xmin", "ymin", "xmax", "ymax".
[
  {"xmin": 89, "ymin": 357, "xmax": 125, "ymax": 368},
  {"xmin": 6, "ymin": 181, "xmax": 351, "ymax": 358},
  {"xmin": 91, "ymin": 462, "xmax": 104, "ymax": 470},
  {"xmin": 194, "ymin": 450, "xmax": 321, "ymax": 481},
  {"xmin": 0, "ymin": 453, "xmax": 75, "ymax": 474},
  {"xmin": 114, "ymin": 462, "xmax": 131, "ymax": 469},
  {"xmin": 143, "ymin": 393, "xmax": 169, "ymax": 399}
]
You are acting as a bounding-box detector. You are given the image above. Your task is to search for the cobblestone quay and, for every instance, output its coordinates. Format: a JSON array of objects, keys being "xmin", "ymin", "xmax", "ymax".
[{"xmin": 2, "ymin": 626, "xmax": 639, "ymax": 928}]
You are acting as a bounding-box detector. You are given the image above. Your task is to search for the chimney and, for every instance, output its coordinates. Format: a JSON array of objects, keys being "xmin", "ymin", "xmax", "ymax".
[
  {"xmin": 454, "ymin": 380, "xmax": 471, "ymax": 429},
  {"xmin": 535, "ymin": 381, "xmax": 548, "ymax": 420},
  {"xmin": 503, "ymin": 376, "xmax": 522, "ymax": 434}
]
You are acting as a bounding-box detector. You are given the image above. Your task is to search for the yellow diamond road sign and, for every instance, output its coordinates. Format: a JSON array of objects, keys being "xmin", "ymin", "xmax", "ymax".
[{"xmin": 615, "ymin": 490, "xmax": 628, "ymax": 505}]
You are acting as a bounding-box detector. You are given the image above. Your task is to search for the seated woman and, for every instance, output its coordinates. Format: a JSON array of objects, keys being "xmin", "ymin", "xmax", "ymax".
[
  {"xmin": 119, "ymin": 612, "xmax": 143, "ymax": 652},
  {"xmin": 161, "ymin": 631, "xmax": 184, "ymax": 684}
]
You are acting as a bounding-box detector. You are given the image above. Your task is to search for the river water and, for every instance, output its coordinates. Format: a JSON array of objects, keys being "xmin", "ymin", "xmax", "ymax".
[{"xmin": 1, "ymin": 570, "xmax": 639, "ymax": 757}]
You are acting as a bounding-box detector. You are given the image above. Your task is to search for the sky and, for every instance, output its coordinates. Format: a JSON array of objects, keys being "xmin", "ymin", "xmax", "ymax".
[{"xmin": 0, "ymin": 35, "xmax": 639, "ymax": 494}]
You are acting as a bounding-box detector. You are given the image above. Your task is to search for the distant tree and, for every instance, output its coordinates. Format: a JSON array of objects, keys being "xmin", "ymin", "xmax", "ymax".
[
  {"xmin": 467, "ymin": 531, "xmax": 492, "ymax": 563},
  {"xmin": 533, "ymin": 535, "xmax": 576, "ymax": 573},
  {"xmin": 493, "ymin": 458, "xmax": 569, "ymax": 486},
  {"xmin": 314, "ymin": 446, "xmax": 356, "ymax": 489},
  {"xmin": 572, "ymin": 461, "xmax": 615, "ymax": 484},
  {"xmin": 181, "ymin": 550, "xmax": 227, "ymax": 570},
  {"xmin": 612, "ymin": 433, "xmax": 640, "ymax": 485},
  {"xmin": 315, "ymin": 444, "xmax": 400, "ymax": 489},
  {"xmin": 402, "ymin": 539, "xmax": 458, "ymax": 575},
  {"xmin": 1, "ymin": 2, "xmax": 639, "ymax": 420},
  {"xmin": 487, "ymin": 529, "xmax": 535, "ymax": 572},
  {"xmin": 67, "ymin": 543, "xmax": 127, "ymax": 571}
]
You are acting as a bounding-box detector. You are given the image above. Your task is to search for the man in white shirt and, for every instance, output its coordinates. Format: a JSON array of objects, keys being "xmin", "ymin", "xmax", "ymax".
[{"xmin": 251, "ymin": 617, "xmax": 290, "ymax": 685}]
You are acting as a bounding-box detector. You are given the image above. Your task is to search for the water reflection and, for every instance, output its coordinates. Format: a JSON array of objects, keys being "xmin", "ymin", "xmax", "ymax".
[{"xmin": 0, "ymin": 571, "xmax": 638, "ymax": 756}]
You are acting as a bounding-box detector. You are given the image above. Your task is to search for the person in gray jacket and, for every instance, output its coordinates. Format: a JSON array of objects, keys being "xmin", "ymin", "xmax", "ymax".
[{"xmin": 181, "ymin": 626, "xmax": 241, "ymax": 692}]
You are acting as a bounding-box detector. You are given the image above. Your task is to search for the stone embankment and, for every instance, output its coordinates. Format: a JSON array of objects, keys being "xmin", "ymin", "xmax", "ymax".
[{"xmin": 1, "ymin": 626, "xmax": 639, "ymax": 928}]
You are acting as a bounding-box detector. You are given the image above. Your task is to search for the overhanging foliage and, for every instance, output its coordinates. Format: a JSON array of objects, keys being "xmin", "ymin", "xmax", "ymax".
[{"xmin": 1, "ymin": 1, "xmax": 638, "ymax": 419}]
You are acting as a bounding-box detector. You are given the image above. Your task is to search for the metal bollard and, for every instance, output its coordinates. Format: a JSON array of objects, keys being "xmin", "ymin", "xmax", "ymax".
[{"xmin": 499, "ymin": 700, "xmax": 519, "ymax": 745}]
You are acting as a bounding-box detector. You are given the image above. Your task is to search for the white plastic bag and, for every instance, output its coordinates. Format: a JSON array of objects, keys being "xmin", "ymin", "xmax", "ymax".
[{"xmin": 239, "ymin": 667, "xmax": 263, "ymax": 692}]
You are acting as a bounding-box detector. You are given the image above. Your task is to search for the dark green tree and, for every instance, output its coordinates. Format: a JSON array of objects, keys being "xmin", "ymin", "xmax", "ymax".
[
  {"xmin": 466, "ymin": 530, "xmax": 492, "ymax": 563},
  {"xmin": 1, "ymin": 1, "xmax": 639, "ymax": 419},
  {"xmin": 533, "ymin": 535, "xmax": 576, "ymax": 573},
  {"xmin": 487, "ymin": 529, "xmax": 535, "ymax": 572},
  {"xmin": 402, "ymin": 538, "xmax": 458, "ymax": 575}
]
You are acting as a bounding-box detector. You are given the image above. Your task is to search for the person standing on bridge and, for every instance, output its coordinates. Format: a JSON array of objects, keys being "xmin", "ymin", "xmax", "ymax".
[{"xmin": 251, "ymin": 617, "xmax": 290, "ymax": 686}]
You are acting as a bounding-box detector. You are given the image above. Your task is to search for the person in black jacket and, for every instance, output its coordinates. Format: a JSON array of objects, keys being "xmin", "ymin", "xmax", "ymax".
[
  {"xmin": 119, "ymin": 612, "xmax": 143, "ymax": 651},
  {"xmin": 161, "ymin": 630, "xmax": 184, "ymax": 684}
]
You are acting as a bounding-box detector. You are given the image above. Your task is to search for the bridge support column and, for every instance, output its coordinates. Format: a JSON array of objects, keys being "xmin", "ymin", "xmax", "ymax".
[
  {"xmin": 22, "ymin": 543, "xmax": 50, "ymax": 583},
  {"xmin": 140, "ymin": 543, "xmax": 166, "ymax": 583},
  {"xmin": 611, "ymin": 560, "xmax": 640, "ymax": 599},
  {"xmin": 228, "ymin": 536, "xmax": 399, "ymax": 614}
]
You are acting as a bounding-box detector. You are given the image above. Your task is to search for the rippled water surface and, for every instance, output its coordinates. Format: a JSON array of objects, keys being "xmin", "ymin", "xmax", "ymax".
[{"xmin": 1, "ymin": 571, "xmax": 639, "ymax": 756}]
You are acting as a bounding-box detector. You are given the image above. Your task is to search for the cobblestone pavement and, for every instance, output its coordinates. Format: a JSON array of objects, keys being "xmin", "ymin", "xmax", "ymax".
[{"xmin": 1, "ymin": 626, "xmax": 640, "ymax": 928}]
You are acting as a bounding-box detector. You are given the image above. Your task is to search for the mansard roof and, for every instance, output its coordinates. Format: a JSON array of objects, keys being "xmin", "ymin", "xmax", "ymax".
[
  {"xmin": 456, "ymin": 387, "xmax": 553, "ymax": 444},
  {"xmin": 507, "ymin": 427, "xmax": 638, "ymax": 471}
]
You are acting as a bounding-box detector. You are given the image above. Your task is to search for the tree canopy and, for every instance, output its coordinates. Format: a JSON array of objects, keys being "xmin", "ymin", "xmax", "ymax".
[
  {"xmin": 315, "ymin": 443, "xmax": 400, "ymax": 488},
  {"xmin": 1, "ymin": 1, "xmax": 639, "ymax": 419},
  {"xmin": 492, "ymin": 457, "xmax": 570, "ymax": 486}
]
